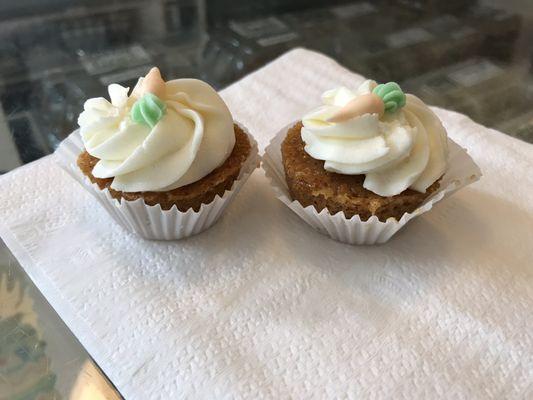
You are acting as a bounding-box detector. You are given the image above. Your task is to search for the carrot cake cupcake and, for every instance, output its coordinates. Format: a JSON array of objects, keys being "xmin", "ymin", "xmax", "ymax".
[
  {"xmin": 281, "ymin": 80, "xmax": 449, "ymax": 221},
  {"xmin": 70, "ymin": 67, "xmax": 258, "ymax": 239}
]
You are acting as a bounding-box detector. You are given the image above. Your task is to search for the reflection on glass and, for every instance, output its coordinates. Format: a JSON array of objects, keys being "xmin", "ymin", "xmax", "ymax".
[
  {"xmin": 0, "ymin": 272, "xmax": 60, "ymax": 399},
  {"xmin": 69, "ymin": 361, "xmax": 121, "ymax": 400},
  {"xmin": 0, "ymin": 314, "xmax": 59, "ymax": 399},
  {"xmin": 0, "ymin": 245, "xmax": 121, "ymax": 399}
]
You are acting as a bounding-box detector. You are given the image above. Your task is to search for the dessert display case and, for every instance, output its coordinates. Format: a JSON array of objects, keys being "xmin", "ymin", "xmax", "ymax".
[
  {"xmin": 0, "ymin": 0, "xmax": 530, "ymax": 173},
  {"xmin": 0, "ymin": 1, "xmax": 532, "ymax": 398}
]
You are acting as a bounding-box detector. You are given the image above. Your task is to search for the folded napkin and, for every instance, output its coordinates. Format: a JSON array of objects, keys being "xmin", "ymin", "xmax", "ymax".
[{"xmin": 0, "ymin": 49, "xmax": 531, "ymax": 399}]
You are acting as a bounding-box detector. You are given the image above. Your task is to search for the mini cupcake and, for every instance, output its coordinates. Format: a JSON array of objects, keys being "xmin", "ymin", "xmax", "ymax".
[
  {"xmin": 56, "ymin": 67, "xmax": 259, "ymax": 240},
  {"xmin": 283, "ymin": 80, "xmax": 448, "ymax": 221},
  {"xmin": 263, "ymin": 80, "xmax": 481, "ymax": 244}
]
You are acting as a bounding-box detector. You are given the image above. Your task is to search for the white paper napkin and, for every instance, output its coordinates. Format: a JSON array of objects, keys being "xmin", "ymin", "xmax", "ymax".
[{"xmin": 0, "ymin": 49, "xmax": 532, "ymax": 400}]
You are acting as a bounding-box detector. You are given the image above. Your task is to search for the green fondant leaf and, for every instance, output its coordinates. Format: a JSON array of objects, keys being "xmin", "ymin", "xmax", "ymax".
[
  {"xmin": 131, "ymin": 93, "xmax": 166, "ymax": 128},
  {"xmin": 373, "ymin": 82, "xmax": 406, "ymax": 113}
]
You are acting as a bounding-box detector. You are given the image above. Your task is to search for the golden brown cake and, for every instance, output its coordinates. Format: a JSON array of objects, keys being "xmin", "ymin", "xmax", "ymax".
[
  {"xmin": 281, "ymin": 122, "xmax": 440, "ymax": 221},
  {"xmin": 78, "ymin": 125, "xmax": 251, "ymax": 212}
]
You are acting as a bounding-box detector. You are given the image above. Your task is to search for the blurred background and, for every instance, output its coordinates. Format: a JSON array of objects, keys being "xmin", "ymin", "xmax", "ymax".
[
  {"xmin": 1, "ymin": 0, "xmax": 533, "ymax": 174},
  {"xmin": 0, "ymin": 0, "xmax": 532, "ymax": 399}
]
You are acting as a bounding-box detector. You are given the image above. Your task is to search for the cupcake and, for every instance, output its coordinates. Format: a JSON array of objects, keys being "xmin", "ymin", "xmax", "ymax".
[
  {"xmin": 263, "ymin": 80, "xmax": 481, "ymax": 244},
  {"xmin": 283, "ymin": 80, "xmax": 448, "ymax": 221},
  {"xmin": 56, "ymin": 67, "xmax": 259, "ymax": 240}
]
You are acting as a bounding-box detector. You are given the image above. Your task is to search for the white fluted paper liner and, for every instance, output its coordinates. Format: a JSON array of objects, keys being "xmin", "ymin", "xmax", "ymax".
[
  {"xmin": 262, "ymin": 123, "xmax": 482, "ymax": 245},
  {"xmin": 54, "ymin": 123, "xmax": 259, "ymax": 240}
]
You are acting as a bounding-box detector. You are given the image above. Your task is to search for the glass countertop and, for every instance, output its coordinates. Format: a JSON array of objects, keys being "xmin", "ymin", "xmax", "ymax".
[
  {"xmin": 0, "ymin": 0, "xmax": 532, "ymax": 398},
  {"xmin": 0, "ymin": 239, "xmax": 122, "ymax": 399}
]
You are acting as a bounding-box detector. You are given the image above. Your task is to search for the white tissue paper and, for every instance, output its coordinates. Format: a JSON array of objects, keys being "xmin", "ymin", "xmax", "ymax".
[
  {"xmin": 262, "ymin": 123, "xmax": 481, "ymax": 244},
  {"xmin": 0, "ymin": 49, "xmax": 531, "ymax": 400},
  {"xmin": 54, "ymin": 124, "xmax": 259, "ymax": 240}
]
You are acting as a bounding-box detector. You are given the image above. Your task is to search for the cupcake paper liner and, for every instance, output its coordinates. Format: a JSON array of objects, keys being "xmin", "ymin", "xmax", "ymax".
[
  {"xmin": 262, "ymin": 123, "xmax": 482, "ymax": 245},
  {"xmin": 55, "ymin": 123, "xmax": 259, "ymax": 240}
]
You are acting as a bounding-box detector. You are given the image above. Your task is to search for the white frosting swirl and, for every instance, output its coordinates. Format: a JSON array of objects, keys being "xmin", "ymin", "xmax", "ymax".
[
  {"xmin": 301, "ymin": 80, "xmax": 448, "ymax": 196},
  {"xmin": 78, "ymin": 78, "xmax": 235, "ymax": 192}
]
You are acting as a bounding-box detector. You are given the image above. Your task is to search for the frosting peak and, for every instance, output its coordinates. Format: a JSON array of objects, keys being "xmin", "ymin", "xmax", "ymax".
[
  {"xmin": 301, "ymin": 80, "xmax": 448, "ymax": 197},
  {"xmin": 78, "ymin": 69, "xmax": 235, "ymax": 192}
]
